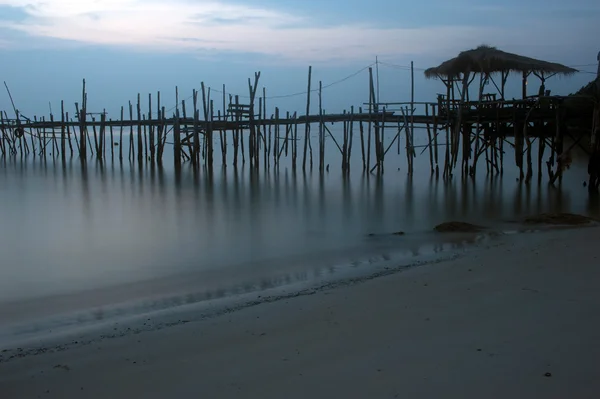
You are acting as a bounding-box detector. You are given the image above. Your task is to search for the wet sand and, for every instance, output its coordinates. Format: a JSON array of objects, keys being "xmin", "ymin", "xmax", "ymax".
[{"xmin": 1, "ymin": 226, "xmax": 599, "ymax": 398}]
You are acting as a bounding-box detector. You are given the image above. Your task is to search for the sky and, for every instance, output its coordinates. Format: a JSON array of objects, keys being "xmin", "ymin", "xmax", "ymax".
[{"xmin": 0, "ymin": 0, "xmax": 599, "ymax": 118}]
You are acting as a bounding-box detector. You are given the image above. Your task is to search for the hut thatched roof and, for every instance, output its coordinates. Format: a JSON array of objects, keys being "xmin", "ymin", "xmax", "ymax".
[{"xmin": 424, "ymin": 45, "xmax": 578, "ymax": 79}]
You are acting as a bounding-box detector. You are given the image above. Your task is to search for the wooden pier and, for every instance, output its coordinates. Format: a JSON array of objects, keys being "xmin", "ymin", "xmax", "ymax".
[{"xmin": 1, "ymin": 46, "xmax": 599, "ymax": 185}]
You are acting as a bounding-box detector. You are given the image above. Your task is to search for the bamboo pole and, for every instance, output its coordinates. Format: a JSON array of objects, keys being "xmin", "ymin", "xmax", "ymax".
[
  {"xmin": 128, "ymin": 101, "xmax": 134, "ymax": 161},
  {"xmin": 142, "ymin": 114, "xmax": 148, "ymax": 160},
  {"xmin": 174, "ymin": 108, "xmax": 181, "ymax": 166},
  {"xmin": 192, "ymin": 90, "xmax": 200, "ymax": 169},
  {"xmin": 279, "ymin": 111, "xmax": 292, "ymax": 162},
  {"xmin": 80, "ymin": 80, "xmax": 87, "ymax": 160},
  {"xmin": 119, "ymin": 106, "xmax": 124, "ymax": 161},
  {"xmin": 192, "ymin": 89, "xmax": 199, "ymax": 164},
  {"xmin": 302, "ymin": 66, "xmax": 312, "ymax": 171},
  {"xmin": 60, "ymin": 101, "xmax": 66, "ymax": 162},
  {"xmin": 410, "ymin": 61, "xmax": 415, "ymax": 168},
  {"xmin": 0, "ymin": 113, "xmax": 6, "ymax": 156},
  {"xmin": 292, "ymin": 112, "xmax": 298, "ymax": 169},
  {"xmin": 102, "ymin": 111, "xmax": 107, "ymax": 159},
  {"xmin": 232, "ymin": 95, "xmax": 239, "ymax": 166},
  {"xmin": 149, "ymin": 93, "xmax": 155, "ymax": 162},
  {"xmin": 342, "ymin": 114, "xmax": 348, "ymax": 171},
  {"xmin": 359, "ymin": 107, "xmax": 366, "ymax": 171},
  {"xmin": 432, "ymin": 104, "xmax": 439, "ymax": 175},
  {"xmin": 318, "ymin": 80, "xmax": 324, "ymax": 172},
  {"xmin": 347, "ymin": 106, "xmax": 354, "ymax": 174},
  {"xmin": 137, "ymin": 93, "xmax": 143, "ymax": 163},
  {"xmin": 210, "ymin": 99, "xmax": 215, "ymax": 168},
  {"xmin": 50, "ymin": 114, "xmax": 59, "ymax": 157},
  {"xmin": 425, "ymin": 104, "xmax": 434, "ymax": 174},
  {"xmin": 368, "ymin": 68, "xmax": 381, "ymax": 173},
  {"xmin": 274, "ymin": 107, "xmax": 279, "ymax": 167},
  {"xmin": 285, "ymin": 111, "xmax": 290, "ymax": 157},
  {"xmin": 156, "ymin": 91, "xmax": 161, "ymax": 163},
  {"xmin": 221, "ymin": 84, "xmax": 227, "ymax": 167},
  {"xmin": 99, "ymin": 113, "xmax": 106, "ymax": 160},
  {"xmin": 70, "ymin": 116, "xmax": 80, "ymax": 156},
  {"xmin": 380, "ymin": 107, "xmax": 386, "ymax": 173},
  {"xmin": 181, "ymin": 99, "xmax": 189, "ymax": 159},
  {"xmin": 109, "ymin": 121, "xmax": 114, "ymax": 161}
]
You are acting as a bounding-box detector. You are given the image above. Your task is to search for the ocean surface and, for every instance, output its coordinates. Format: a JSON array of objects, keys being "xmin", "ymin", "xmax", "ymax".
[{"xmin": 1, "ymin": 128, "xmax": 598, "ymax": 347}]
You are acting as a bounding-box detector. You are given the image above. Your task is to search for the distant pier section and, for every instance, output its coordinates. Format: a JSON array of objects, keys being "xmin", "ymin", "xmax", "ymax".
[{"xmin": 1, "ymin": 46, "xmax": 598, "ymax": 184}]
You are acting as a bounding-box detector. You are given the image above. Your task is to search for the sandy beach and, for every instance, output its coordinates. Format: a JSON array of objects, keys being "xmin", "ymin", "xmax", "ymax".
[{"xmin": 1, "ymin": 225, "xmax": 599, "ymax": 399}]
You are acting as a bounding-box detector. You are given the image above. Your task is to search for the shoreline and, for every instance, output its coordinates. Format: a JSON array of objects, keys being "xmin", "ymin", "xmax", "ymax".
[
  {"xmin": 0, "ymin": 220, "xmax": 596, "ymax": 355},
  {"xmin": 1, "ymin": 223, "xmax": 599, "ymax": 398},
  {"xmin": 1, "ymin": 224, "xmax": 599, "ymax": 398},
  {"xmin": 0, "ymin": 225, "xmax": 507, "ymax": 351}
]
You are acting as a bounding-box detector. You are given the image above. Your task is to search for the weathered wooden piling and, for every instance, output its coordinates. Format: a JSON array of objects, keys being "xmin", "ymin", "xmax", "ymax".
[{"xmin": 0, "ymin": 60, "xmax": 593, "ymax": 188}]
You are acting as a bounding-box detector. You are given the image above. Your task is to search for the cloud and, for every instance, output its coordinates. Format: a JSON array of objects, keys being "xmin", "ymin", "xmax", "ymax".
[{"xmin": 0, "ymin": 0, "xmax": 597, "ymax": 63}]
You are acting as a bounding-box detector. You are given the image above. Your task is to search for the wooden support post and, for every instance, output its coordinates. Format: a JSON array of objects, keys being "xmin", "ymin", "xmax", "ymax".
[
  {"xmin": 119, "ymin": 106, "xmax": 124, "ymax": 161},
  {"xmin": 293, "ymin": 112, "xmax": 298, "ymax": 169},
  {"xmin": 410, "ymin": 61, "xmax": 415, "ymax": 171},
  {"xmin": 238, "ymin": 103, "xmax": 241, "ymax": 165},
  {"xmin": 128, "ymin": 101, "xmax": 134, "ymax": 161},
  {"xmin": 380, "ymin": 107, "xmax": 386, "ymax": 173},
  {"xmin": 0, "ymin": 113, "xmax": 7, "ymax": 156},
  {"xmin": 79, "ymin": 84, "xmax": 87, "ymax": 160},
  {"xmin": 247, "ymin": 72, "xmax": 261, "ymax": 169},
  {"xmin": 359, "ymin": 107, "xmax": 366, "ymax": 171},
  {"xmin": 0, "ymin": 116, "xmax": 6, "ymax": 157},
  {"xmin": 149, "ymin": 93, "xmax": 155, "ymax": 162},
  {"xmin": 181, "ymin": 98, "xmax": 189, "ymax": 157},
  {"xmin": 137, "ymin": 94, "xmax": 143, "ymax": 163},
  {"xmin": 401, "ymin": 107, "xmax": 412, "ymax": 174},
  {"xmin": 368, "ymin": 67, "xmax": 381, "ymax": 173},
  {"xmin": 278, "ymin": 111, "xmax": 292, "ymax": 162},
  {"xmin": 192, "ymin": 90, "xmax": 200, "ymax": 169},
  {"xmin": 69, "ymin": 115, "xmax": 79, "ymax": 156},
  {"xmin": 432, "ymin": 104, "xmax": 439, "ymax": 175},
  {"xmin": 48, "ymin": 114, "xmax": 57, "ymax": 156},
  {"xmin": 284, "ymin": 111, "xmax": 290, "ymax": 158},
  {"xmin": 99, "ymin": 112, "xmax": 107, "ymax": 160},
  {"xmin": 525, "ymin": 134, "xmax": 533, "ymax": 183},
  {"xmin": 192, "ymin": 89, "xmax": 199, "ymax": 165},
  {"xmin": 233, "ymin": 95, "xmax": 240, "ymax": 167},
  {"xmin": 109, "ymin": 122, "xmax": 114, "ymax": 162},
  {"xmin": 342, "ymin": 113, "xmax": 348, "ymax": 171},
  {"xmin": 156, "ymin": 107, "xmax": 164, "ymax": 164},
  {"xmin": 514, "ymin": 108, "xmax": 524, "ymax": 180},
  {"xmin": 60, "ymin": 101, "xmax": 66, "ymax": 162},
  {"xmin": 303, "ymin": 66, "xmax": 312, "ymax": 171},
  {"xmin": 318, "ymin": 81, "xmax": 324, "ymax": 173},
  {"xmin": 221, "ymin": 84, "xmax": 227, "ymax": 167},
  {"xmin": 348, "ymin": 106, "xmax": 354, "ymax": 174},
  {"xmin": 90, "ymin": 116, "xmax": 99, "ymax": 159},
  {"xmin": 174, "ymin": 108, "xmax": 181, "ymax": 166},
  {"xmin": 28, "ymin": 118, "xmax": 36, "ymax": 156},
  {"xmin": 425, "ymin": 104, "xmax": 434, "ymax": 174},
  {"xmin": 443, "ymin": 85, "xmax": 451, "ymax": 178},
  {"xmin": 274, "ymin": 107, "xmax": 279, "ymax": 167},
  {"xmin": 156, "ymin": 92, "xmax": 161, "ymax": 163}
]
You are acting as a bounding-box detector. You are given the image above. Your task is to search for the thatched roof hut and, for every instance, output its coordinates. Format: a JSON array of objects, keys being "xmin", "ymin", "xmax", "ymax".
[{"xmin": 424, "ymin": 45, "xmax": 578, "ymax": 79}]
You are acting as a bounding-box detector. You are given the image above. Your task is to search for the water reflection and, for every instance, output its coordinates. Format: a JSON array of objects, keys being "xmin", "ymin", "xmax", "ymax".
[
  {"xmin": 0, "ymin": 147, "xmax": 598, "ymax": 341},
  {"xmin": 5, "ymin": 228, "xmax": 487, "ymax": 339}
]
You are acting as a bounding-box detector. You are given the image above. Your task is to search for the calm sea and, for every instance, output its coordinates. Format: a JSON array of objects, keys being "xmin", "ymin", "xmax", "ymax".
[{"xmin": 0, "ymin": 128, "xmax": 598, "ymax": 346}]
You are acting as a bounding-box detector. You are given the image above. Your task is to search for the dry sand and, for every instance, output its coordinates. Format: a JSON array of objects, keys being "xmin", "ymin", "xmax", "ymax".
[{"xmin": 1, "ymin": 226, "xmax": 599, "ymax": 399}]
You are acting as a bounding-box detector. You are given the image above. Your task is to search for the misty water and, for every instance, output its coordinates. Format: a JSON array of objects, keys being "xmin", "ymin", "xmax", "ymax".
[{"xmin": 1, "ymin": 128, "xmax": 598, "ymax": 346}]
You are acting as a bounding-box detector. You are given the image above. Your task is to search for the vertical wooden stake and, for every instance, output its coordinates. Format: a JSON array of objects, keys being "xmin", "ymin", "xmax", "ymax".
[{"xmin": 302, "ymin": 66, "xmax": 312, "ymax": 171}]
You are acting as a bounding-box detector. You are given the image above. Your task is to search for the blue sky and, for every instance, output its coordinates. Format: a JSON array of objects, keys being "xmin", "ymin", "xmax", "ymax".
[{"xmin": 0, "ymin": 0, "xmax": 598, "ymax": 118}]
